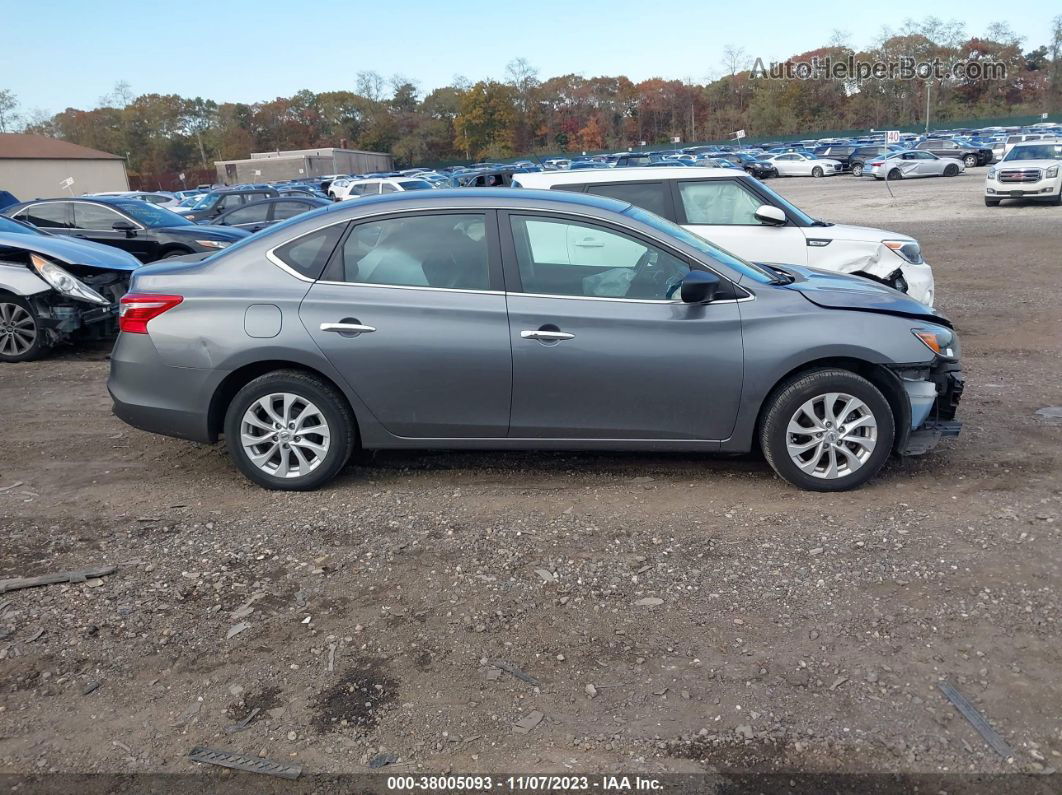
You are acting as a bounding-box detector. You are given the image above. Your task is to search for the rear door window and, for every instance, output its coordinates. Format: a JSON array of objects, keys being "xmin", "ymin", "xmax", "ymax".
[
  {"xmin": 582, "ymin": 182, "xmax": 670, "ymax": 219},
  {"xmin": 17, "ymin": 203, "xmax": 73, "ymax": 229}
]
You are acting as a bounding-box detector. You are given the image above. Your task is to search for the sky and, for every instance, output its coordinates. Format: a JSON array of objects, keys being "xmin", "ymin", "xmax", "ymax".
[{"xmin": 1, "ymin": 0, "xmax": 1054, "ymax": 116}]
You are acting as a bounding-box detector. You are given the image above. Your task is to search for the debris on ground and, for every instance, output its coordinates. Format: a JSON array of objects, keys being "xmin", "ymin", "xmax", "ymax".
[
  {"xmin": 224, "ymin": 707, "xmax": 260, "ymax": 734},
  {"xmin": 187, "ymin": 746, "xmax": 302, "ymax": 779},
  {"xmin": 513, "ymin": 711, "xmax": 544, "ymax": 734},
  {"xmin": 0, "ymin": 565, "xmax": 117, "ymax": 594},
  {"xmin": 937, "ymin": 681, "xmax": 1014, "ymax": 759},
  {"xmin": 369, "ymin": 752, "xmax": 399, "ymax": 768},
  {"xmin": 490, "ymin": 660, "xmax": 540, "ymax": 687}
]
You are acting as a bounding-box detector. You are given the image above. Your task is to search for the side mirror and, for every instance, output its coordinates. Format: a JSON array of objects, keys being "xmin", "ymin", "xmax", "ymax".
[
  {"xmin": 112, "ymin": 220, "xmax": 136, "ymax": 236},
  {"xmin": 680, "ymin": 270, "xmax": 722, "ymax": 304},
  {"xmin": 754, "ymin": 205, "xmax": 787, "ymax": 226}
]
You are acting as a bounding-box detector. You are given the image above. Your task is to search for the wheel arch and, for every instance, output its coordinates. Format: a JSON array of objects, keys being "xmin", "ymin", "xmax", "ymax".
[
  {"xmin": 751, "ymin": 357, "xmax": 909, "ymax": 454},
  {"xmin": 207, "ymin": 359, "xmax": 359, "ymax": 442}
]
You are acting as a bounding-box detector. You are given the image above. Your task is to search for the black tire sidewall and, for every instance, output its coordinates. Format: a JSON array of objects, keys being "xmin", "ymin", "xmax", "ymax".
[
  {"xmin": 0, "ymin": 295, "xmax": 50, "ymax": 363},
  {"xmin": 224, "ymin": 371, "xmax": 355, "ymax": 491},
  {"xmin": 760, "ymin": 369, "xmax": 895, "ymax": 492},
  {"xmin": 944, "ymin": 165, "xmax": 958, "ymax": 176},
  {"xmin": 852, "ymin": 163, "xmax": 863, "ymax": 177},
  {"xmin": 812, "ymin": 167, "xmax": 823, "ymax": 177}
]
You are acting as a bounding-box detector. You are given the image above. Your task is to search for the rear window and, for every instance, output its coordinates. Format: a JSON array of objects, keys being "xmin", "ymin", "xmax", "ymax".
[
  {"xmin": 272, "ymin": 223, "xmax": 345, "ymax": 280},
  {"xmin": 583, "ymin": 182, "xmax": 669, "ymax": 217}
]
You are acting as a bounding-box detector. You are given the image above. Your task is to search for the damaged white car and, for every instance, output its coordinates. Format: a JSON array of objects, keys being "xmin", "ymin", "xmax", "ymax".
[
  {"xmin": 513, "ymin": 168, "xmax": 935, "ymax": 306},
  {"xmin": 0, "ymin": 216, "xmax": 140, "ymax": 362}
]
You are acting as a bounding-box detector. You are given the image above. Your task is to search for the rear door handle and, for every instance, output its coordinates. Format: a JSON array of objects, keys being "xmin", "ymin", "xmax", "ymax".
[
  {"xmin": 521, "ymin": 330, "xmax": 575, "ymax": 341},
  {"xmin": 321, "ymin": 322, "xmax": 376, "ymax": 334}
]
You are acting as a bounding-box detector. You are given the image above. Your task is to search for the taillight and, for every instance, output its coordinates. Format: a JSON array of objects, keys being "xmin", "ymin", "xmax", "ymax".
[{"xmin": 119, "ymin": 293, "xmax": 183, "ymax": 333}]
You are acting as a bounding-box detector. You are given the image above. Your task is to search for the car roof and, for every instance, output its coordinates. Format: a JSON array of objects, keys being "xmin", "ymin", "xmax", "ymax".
[{"xmin": 512, "ymin": 167, "xmax": 754, "ymax": 188}]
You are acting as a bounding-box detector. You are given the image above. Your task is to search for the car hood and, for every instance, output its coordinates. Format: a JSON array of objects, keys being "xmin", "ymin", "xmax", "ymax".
[
  {"xmin": 0, "ymin": 231, "xmax": 141, "ymax": 271},
  {"xmin": 996, "ymin": 159, "xmax": 1060, "ymax": 169},
  {"xmin": 772, "ymin": 264, "xmax": 951, "ymax": 327},
  {"xmin": 802, "ymin": 223, "xmax": 913, "ymax": 243},
  {"xmin": 157, "ymin": 225, "xmax": 250, "ymax": 240}
]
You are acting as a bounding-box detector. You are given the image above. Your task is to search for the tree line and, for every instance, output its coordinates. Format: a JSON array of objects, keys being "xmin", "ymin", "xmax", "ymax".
[{"xmin": 1, "ymin": 16, "xmax": 1060, "ymax": 187}]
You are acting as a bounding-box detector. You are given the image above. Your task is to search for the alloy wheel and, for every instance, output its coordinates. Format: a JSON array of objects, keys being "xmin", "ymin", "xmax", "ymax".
[
  {"xmin": 0, "ymin": 302, "xmax": 37, "ymax": 357},
  {"xmin": 240, "ymin": 392, "xmax": 331, "ymax": 479},
  {"xmin": 785, "ymin": 392, "xmax": 878, "ymax": 480}
]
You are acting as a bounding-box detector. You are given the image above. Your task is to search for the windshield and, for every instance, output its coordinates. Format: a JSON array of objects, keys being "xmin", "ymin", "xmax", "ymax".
[
  {"xmin": 114, "ymin": 201, "xmax": 193, "ymax": 227},
  {"xmin": 623, "ymin": 205, "xmax": 774, "ymax": 284},
  {"xmin": 0, "ymin": 216, "xmax": 44, "ymax": 236},
  {"xmin": 1004, "ymin": 144, "xmax": 1062, "ymax": 161},
  {"xmin": 398, "ymin": 180, "xmax": 433, "ymax": 190}
]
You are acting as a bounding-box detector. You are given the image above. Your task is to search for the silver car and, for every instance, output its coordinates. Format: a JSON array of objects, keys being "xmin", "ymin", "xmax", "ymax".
[
  {"xmin": 108, "ymin": 189, "xmax": 963, "ymax": 492},
  {"xmin": 869, "ymin": 151, "xmax": 965, "ymax": 180}
]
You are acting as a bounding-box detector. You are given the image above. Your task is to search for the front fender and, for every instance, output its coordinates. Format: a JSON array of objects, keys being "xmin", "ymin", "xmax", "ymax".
[{"xmin": 0, "ymin": 262, "xmax": 51, "ymax": 297}]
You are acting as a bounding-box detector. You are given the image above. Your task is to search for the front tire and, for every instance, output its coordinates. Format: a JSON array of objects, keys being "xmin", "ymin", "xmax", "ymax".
[
  {"xmin": 0, "ymin": 296, "xmax": 51, "ymax": 363},
  {"xmin": 851, "ymin": 162, "xmax": 864, "ymax": 177},
  {"xmin": 963, "ymin": 154, "xmax": 978, "ymax": 168},
  {"xmin": 984, "ymin": 197, "xmax": 1001, "ymax": 207},
  {"xmin": 811, "ymin": 166, "xmax": 824, "ymax": 177},
  {"xmin": 224, "ymin": 370, "xmax": 356, "ymax": 491},
  {"xmin": 943, "ymin": 164, "xmax": 959, "ymax": 176},
  {"xmin": 759, "ymin": 369, "xmax": 895, "ymax": 492}
]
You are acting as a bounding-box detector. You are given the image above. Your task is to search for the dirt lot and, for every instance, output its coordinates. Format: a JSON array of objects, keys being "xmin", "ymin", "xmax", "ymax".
[{"xmin": 1, "ymin": 171, "xmax": 1060, "ymax": 786}]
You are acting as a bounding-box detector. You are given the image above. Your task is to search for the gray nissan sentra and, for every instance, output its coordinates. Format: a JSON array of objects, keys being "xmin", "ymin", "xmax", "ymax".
[{"xmin": 107, "ymin": 188, "xmax": 963, "ymax": 492}]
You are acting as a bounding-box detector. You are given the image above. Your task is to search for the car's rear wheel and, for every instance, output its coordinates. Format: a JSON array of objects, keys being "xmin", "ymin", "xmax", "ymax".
[
  {"xmin": 851, "ymin": 162, "xmax": 864, "ymax": 177},
  {"xmin": 0, "ymin": 296, "xmax": 50, "ymax": 363},
  {"xmin": 224, "ymin": 370, "xmax": 356, "ymax": 491},
  {"xmin": 943, "ymin": 164, "xmax": 959, "ymax": 176},
  {"xmin": 887, "ymin": 168, "xmax": 902, "ymax": 180},
  {"xmin": 963, "ymin": 154, "xmax": 978, "ymax": 168},
  {"xmin": 760, "ymin": 369, "xmax": 895, "ymax": 492},
  {"xmin": 811, "ymin": 166, "xmax": 824, "ymax": 177},
  {"xmin": 984, "ymin": 197, "xmax": 1001, "ymax": 207}
]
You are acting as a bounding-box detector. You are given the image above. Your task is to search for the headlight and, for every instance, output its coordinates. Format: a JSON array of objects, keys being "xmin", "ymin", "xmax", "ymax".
[
  {"xmin": 882, "ymin": 239, "xmax": 923, "ymax": 264},
  {"xmin": 194, "ymin": 239, "xmax": 231, "ymax": 250},
  {"xmin": 987, "ymin": 167, "xmax": 997, "ymax": 179},
  {"xmin": 30, "ymin": 253, "xmax": 109, "ymax": 305},
  {"xmin": 912, "ymin": 326, "xmax": 955, "ymax": 358},
  {"xmin": 1047, "ymin": 166, "xmax": 1059, "ymax": 178}
]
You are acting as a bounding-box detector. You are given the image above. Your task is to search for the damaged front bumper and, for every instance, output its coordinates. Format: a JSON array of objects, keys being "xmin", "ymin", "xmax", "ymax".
[{"xmin": 892, "ymin": 359, "xmax": 964, "ymax": 456}]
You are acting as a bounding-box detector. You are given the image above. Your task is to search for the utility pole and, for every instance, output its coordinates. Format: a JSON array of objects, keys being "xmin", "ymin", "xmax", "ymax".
[{"xmin": 925, "ymin": 82, "xmax": 931, "ymax": 134}]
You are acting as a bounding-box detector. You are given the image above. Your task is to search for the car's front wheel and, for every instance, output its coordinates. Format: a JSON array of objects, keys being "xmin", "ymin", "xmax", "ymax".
[
  {"xmin": 0, "ymin": 296, "xmax": 50, "ymax": 363},
  {"xmin": 811, "ymin": 166, "xmax": 824, "ymax": 177},
  {"xmin": 851, "ymin": 163, "xmax": 864, "ymax": 177},
  {"xmin": 943, "ymin": 164, "xmax": 959, "ymax": 176},
  {"xmin": 963, "ymin": 155, "xmax": 978, "ymax": 168},
  {"xmin": 985, "ymin": 197, "xmax": 1001, "ymax": 207},
  {"xmin": 224, "ymin": 370, "xmax": 356, "ymax": 490},
  {"xmin": 759, "ymin": 369, "xmax": 895, "ymax": 491}
]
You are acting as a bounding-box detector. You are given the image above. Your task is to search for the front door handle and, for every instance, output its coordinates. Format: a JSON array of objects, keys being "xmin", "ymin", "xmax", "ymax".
[
  {"xmin": 321, "ymin": 322, "xmax": 376, "ymax": 334},
  {"xmin": 521, "ymin": 329, "xmax": 575, "ymax": 341}
]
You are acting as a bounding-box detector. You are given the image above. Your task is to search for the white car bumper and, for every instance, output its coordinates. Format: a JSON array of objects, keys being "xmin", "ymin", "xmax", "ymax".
[{"xmin": 985, "ymin": 176, "xmax": 1061, "ymax": 200}]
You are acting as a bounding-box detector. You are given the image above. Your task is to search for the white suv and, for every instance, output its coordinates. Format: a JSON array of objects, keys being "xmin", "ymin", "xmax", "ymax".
[
  {"xmin": 513, "ymin": 168, "xmax": 935, "ymax": 305},
  {"xmin": 333, "ymin": 177, "xmax": 434, "ymax": 201},
  {"xmin": 984, "ymin": 139, "xmax": 1062, "ymax": 207}
]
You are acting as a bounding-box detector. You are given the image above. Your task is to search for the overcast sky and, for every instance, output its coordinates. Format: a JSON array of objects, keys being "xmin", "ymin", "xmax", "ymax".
[{"xmin": 2, "ymin": 0, "xmax": 1054, "ymax": 116}]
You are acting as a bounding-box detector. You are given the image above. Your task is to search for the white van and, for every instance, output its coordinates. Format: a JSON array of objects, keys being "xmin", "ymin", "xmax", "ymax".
[{"xmin": 513, "ymin": 168, "xmax": 935, "ymax": 306}]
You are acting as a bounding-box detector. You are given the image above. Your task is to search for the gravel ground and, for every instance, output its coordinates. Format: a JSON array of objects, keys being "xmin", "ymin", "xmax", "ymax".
[{"xmin": 0, "ymin": 171, "xmax": 1060, "ymax": 784}]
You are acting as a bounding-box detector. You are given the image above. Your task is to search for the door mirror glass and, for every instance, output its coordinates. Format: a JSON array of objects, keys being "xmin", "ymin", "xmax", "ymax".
[
  {"xmin": 112, "ymin": 220, "xmax": 137, "ymax": 233},
  {"xmin": 754, "ymin": 204, "xmax": 787, "ymax": 226},
  {"xmin": 680, "ymin": 270, "xmax": 721, "ymax": 303}
]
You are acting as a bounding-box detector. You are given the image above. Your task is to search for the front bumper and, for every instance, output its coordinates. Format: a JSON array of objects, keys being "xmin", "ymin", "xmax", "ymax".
[
  {"xmin": 896, "ymin": 359, "xmax": 964, "ymax": 456},
  {"xmin": 898, "ymin": 261, "xmax": 935, "ymax": 307},
  {"xmin": 985, "ymin": 177, "xmax": 1061, "ymax": 200}
]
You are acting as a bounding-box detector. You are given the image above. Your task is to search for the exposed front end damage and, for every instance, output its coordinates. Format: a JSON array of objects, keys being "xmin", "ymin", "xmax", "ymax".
[
  {"xmin": 889, "ymin": 360, "xmax": 964, "ymax": 456},
  {"xmin": 805, "ymin": 232, "xmax": 935, "ymax": 307},
  {"xmin": 27, "ymin": 267, "xmax": 129, "ymax": 346}
]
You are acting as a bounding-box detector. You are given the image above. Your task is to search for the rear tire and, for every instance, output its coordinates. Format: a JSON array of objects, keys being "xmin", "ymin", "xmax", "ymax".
[
  {"xmin": 943, "ymin": 164, "xmax": 959, "ymax": 176},
  {"xmin": 811, "ymin": 166, "xmax": 824, "ymax": 177},
  {"xmin": 887, "ymin": 168, "xmax": 902, "ymax": 181},
  {"xmin": 759, "ymin": 369, "xmax": 895, "ymax": 492},
  {"xmin": 224, "ymin": 370, "xmax": 356, "ymax": 491},
  {"xmin": 0, "ymin": 295, "xmax": 51, "ymax": 363},
  {"xmin": 984, "ymin": 197, "xmax": 1001, "ymax": 207}
]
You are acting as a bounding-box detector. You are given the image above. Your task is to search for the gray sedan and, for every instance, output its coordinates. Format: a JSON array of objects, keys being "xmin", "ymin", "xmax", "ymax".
[{"xmin": 108, "ymin": 189, "xmax": 963, "ymax": 492}]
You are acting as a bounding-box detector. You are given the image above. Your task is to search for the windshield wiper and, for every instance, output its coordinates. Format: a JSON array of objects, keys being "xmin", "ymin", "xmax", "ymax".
[
  {"xmin": 761, "ymin": 264, "xmax": 796, "ymax": 284},
  {"xmin": 809, "ymin": 219, "xmax": 833, "ymax": 227}
]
